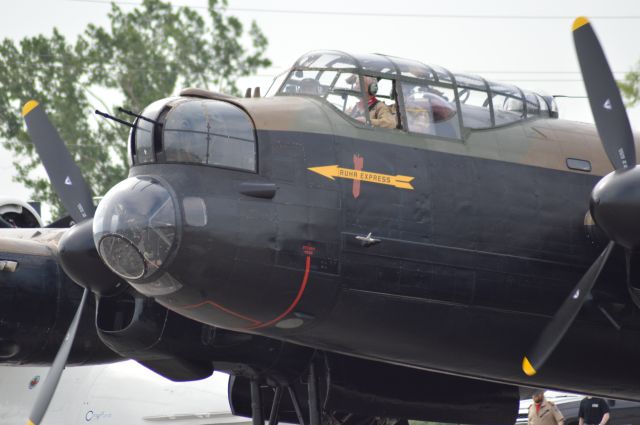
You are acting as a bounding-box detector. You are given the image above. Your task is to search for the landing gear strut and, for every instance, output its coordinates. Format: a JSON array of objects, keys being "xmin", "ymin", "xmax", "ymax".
[
  {"xmin": 248, "ymin": 361, "xmax": 321, "ymax": 425},
  {"xmin": 244, "ymin": 358, "xmax": 408, "ymax": 425}
]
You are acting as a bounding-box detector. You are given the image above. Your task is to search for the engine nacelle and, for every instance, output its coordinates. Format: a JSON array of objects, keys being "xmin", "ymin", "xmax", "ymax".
[
  {"xmin": 0, "ymin": 230, "xmax": 119, "ymax": 366},
  {"xmin": 0, "ymin": 198, "xmax": 43, "ymax": 228}
]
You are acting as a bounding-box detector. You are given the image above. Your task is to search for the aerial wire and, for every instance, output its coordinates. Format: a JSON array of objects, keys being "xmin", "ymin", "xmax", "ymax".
[{"xmin": 64, "ymin": 0, "xmax": 640, "ymax": 20}]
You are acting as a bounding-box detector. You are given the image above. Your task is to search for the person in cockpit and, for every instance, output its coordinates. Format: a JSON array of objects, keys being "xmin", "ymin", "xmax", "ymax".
[{"xmin": 349, "ymin": 76, "xmax": 396, "ymax": 129}]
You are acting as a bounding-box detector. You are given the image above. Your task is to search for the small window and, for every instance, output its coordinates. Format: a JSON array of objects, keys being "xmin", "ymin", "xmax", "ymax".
[
  {"xmin": 402, "ymin": 82, "xmax": 460, "ymax": 138},
  {"xmin": 279, "ymin": 70, "xmax": 338, "ymax": 97},
  {"xmin": 326, "ymin": 74, "xmax": 398, "ymax": 129},
  {"xmin": 265, "ymin": 71, "xmax": 288, "ymax": 97},
  {"xmin": 163, "ymin": 100, "xmax": 256, "ymax": 172},
  {"xmin": 524, "ymin": 91, "xmax": 540, "ymax": 116},
  {"xmin": 458, "ymin": 87, "xmax": 492, "ymax": 129},
  {"xmin": 536, "ymin": 94, "xmax": 549, "ymax": 114},
  {"xmin": 490, "ymin": 82, "xmax": 524, "ymax": 126},
  {"xmin": 566, "ymin": 158, "xmax": 592, "ymax": 172},
  {"xmin": 183, "ymin": 197, "xmax": 207, "ymax": 227},
  {"xmin": 492, "ymin": 93, "xmax": 524, "ymax": 126},
  {"xmin": 326, "ymin": 72, "xmax": 361, "ymax": 114},
  {"xmin": 280, "ymin": 70, "xmax": 320, "ymax": 95},
  {"xmin": 345, "ymin": 76, "xmax": 397, "ymax": 129}
]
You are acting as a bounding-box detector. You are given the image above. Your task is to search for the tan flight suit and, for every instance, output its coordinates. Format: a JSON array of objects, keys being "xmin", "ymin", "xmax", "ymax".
[
  {"xmin": 369, "ymin": 101, "xmax": 396, "ymax": 129},
  {"xmin": 349, "ymin": 99, "xmax": 397, "ymax": 129},
  {"xmin": 528, "ymin": 400, "xmax": 565, "ymax": 425}
]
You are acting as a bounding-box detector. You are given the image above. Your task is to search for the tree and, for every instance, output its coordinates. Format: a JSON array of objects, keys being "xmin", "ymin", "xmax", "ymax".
[
  {"xmin": 0, "ymin": 0, "xmax": 270, "ymax": 220},
  {"xmin": 619, "ymin": 62, "xmax": 640, "ymax": 107}
]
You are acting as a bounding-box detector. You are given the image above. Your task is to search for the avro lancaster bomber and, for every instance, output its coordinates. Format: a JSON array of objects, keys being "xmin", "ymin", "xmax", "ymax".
[{"xmin": 2, "ymin": 17, "xmax": 640, "ymax": 425}]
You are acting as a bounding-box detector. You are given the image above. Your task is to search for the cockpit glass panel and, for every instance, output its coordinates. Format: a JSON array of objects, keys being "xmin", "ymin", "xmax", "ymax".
[
  {"xmin": 295, "ymin": 51, "xmax": 357, "ymax": 69},
  {"xmin": 455, "ymin": 74, "xmax": 486, "ymax": 90},
  {"xmin": 545, "ymin": 95, "xmax": 559, "ymax": 117},
  {"xmin": 280, "ymin": 70, "xmax": 330, "ymax": 96},
  {"xmin": 489, "ymin": 81, "xmax": 524, "ymax": 124},
  {"xmin": 492, "ymin": 94, "xmax": 524, "ymax": 125},
  {"xmin": 458, "ymin": 88, "xmax": 492, "ymax": 129},
  {"xmin": 387, "ymin": 56, "xmax": 435, "ymax": 80},
  {"xmin": 163, "ymin": 100, "xmax": 256, "ymax": 172},
  {"xmin": 523, "ymin": 91, "xmax": 540, "ymax": 116},
  {"xmin": 428, "ymin": 64, "xmax": 453, "ymax": 85},
  {"xmin": 402, "ymin": 82, "xmax": 460, "ymax": 139},
  {"xmin": 333, "ymin": 72, "xmax": 359, "ymax": 91},
  {"xmin": 352, "ymin": 53, "xmax": 397, "ymax": 75},
  {"xmin": 536, "ymin": 94, "xmax": 549, "ymax": 114},
  {"xmin": 265, "ymin": 71, "xmax": 288, "ymax": 97},
  {"xmin": 325, "ymin": 72, "xmax": 361, "ymax": 113},
  {"xmin": 489, "ymin": 81, "xmax": 521, "ymax": 98},
  {"xmin": 326, "ymin": 92, "xmax": 361, "ymax": 115}
]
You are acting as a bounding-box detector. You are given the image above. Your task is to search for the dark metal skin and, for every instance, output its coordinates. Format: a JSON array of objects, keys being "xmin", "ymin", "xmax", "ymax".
[
  {"xmin": 0, "ymin": 231, "xmax": 118, "ymax": 366},
  {"xmin": 12, "ymin": 18, "xmax": 640, "ymax": 424},
  {"xmin": 98, "ymin": 88, "xmax": 637, "ymax": 402},
  {"xmin": 522, "ymin": 17, "xmax": 640, "ymax": 377}
]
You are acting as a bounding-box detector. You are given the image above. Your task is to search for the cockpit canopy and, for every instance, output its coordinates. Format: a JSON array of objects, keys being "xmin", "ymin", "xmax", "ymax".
[{"xmin": 267, "ymin": 50, "xmax": 558, "ymax": 140}]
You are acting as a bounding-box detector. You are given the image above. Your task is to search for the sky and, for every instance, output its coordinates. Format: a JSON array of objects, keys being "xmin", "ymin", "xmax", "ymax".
[{"xmin": 2, "ymin": 0, "xmax": 640, "ymax": 218}]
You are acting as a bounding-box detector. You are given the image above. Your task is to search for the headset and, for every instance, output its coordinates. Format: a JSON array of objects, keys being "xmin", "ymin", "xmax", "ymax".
[
  {"xmin": 349, "ymin": 74, "xmax": 379, "ymax": 96},
  {"xmin": 368, "ymin": 81, "xmax": 378, "ymax": 96}
]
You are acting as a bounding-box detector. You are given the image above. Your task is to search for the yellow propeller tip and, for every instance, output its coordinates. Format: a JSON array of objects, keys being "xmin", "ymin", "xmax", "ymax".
[
  {"xmin": 21, "ymin": 100, "xmax": 39, "ymax": 117},
  {"xmin": 522, "ymin": 357, "xmax": 537, "ymax": 376},
  {"xmin": 573, "ymin": 16, "xmax": 589, "ymax": 31},
  {"xmin": 27, "ymin": 419, "xmax": 36, "ymax": 425}
]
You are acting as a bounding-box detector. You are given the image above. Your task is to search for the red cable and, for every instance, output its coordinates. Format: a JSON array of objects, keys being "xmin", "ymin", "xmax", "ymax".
[{"xmin": 246, "ymin": 255, "xmax": 311, "ymax": 330}]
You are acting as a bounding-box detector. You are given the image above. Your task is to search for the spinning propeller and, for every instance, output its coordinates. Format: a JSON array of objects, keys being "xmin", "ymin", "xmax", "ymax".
[{"xmin": 522, "ymin": 17, "xmax": 639, "ymax": 376}]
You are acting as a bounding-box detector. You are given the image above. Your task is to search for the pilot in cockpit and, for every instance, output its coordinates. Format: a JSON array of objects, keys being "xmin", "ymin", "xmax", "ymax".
[{"xmin": 348, "ymin": 76, "xmax": 396, "ymax": 129}]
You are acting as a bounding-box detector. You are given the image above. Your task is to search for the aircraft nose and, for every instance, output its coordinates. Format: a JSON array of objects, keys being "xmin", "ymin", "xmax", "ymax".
[{"xmin": 93, "ymin": 176, "xmax": 178, "ymax": 281}]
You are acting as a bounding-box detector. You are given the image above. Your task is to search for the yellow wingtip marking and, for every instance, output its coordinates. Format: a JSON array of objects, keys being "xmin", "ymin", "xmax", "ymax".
[
  {"xmin": 572, "ymin": 16, "xmax": 589, "ymax": 31},
  {"xmin": 21, "ymin": 100, "xmax": 39, "ymax": 117},
  {"xmin": 522, "ymin": 357, "xmax": 537, "ymax": 376}
]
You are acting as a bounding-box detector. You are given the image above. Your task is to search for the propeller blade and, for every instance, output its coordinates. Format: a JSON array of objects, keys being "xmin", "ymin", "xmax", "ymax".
[
  {"xmin": 573, "ymin": 17, "xmax": 636, "ymax": 170},
  {"xmin": 26, "ymin": 288, "xmax": 89, "ymax": 425},
  {"xmin": 22, "ymin": 101, "xmax": 96, "ymax": 222},
  {"xmin": 522, "ymin": 241, "xmax": 614, "ymax": 376}
]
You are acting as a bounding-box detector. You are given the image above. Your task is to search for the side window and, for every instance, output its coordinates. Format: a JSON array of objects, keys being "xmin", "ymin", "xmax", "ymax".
[
  {"xmin": 375, "ymin": 78, "xmax": 396, "ymax": 112},
  {"xmin": 326, "ymin": 72, "xmax": 361, "ymax": 114},
  {"xmin": 458, "ymin": 87, "xmax": 492, "ymax": 129},
  {"xmin": 357, "ymin": 76, "xmax": 397, "ymax": 129},
  {"xmin": 265, "ymin": 71, "xmax": 288, "ymax": 97},
  {"xmin": 490, "ymin": 82, "xmax": 524, "ymax": 126},
  {"xmin": 536, "ymin": 94, "xmax": 550, "ymax": 115},
  {"xmin": 279, "ymin": 70, "xmax": 337, "ymax": 96},
  {"xmin": 492, "ymin": 94, "xmax": 524, "ymax": 125},
  {"xmin": 327, "ymin": 74, "xmax": 398, "ymax": 130},
  {"xmin": 524, "ymin": 91, "xmax": 540, "ymax": 117},
  {"xmin": 402, "ymin": 82, "xmax": 460, "ymax": 138}
]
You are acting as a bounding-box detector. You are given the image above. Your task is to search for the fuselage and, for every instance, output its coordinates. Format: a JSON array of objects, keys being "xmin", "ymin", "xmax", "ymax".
[{"xmin": 96, "ymin": 91, "xmax": 640, "ymax": 400}]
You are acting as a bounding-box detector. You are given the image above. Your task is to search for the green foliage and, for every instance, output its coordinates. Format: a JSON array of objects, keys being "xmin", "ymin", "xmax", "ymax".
[
  {"xmin": 619, "ymin": 61, "xmax": 640, "ymax": 107},
  {"xmin": 0, "ymin": 0, "xmax": 270, "ymax": 219}
]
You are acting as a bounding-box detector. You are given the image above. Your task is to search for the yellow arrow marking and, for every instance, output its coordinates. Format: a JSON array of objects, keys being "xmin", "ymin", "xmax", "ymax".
[{"xmin": 308, "ymin": 165, "xmax": 414, "ymax": 190}]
